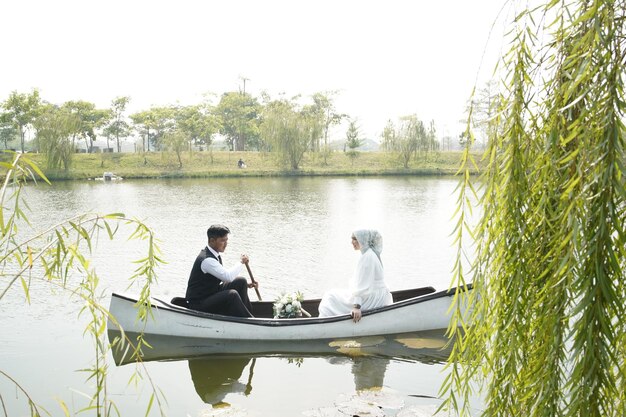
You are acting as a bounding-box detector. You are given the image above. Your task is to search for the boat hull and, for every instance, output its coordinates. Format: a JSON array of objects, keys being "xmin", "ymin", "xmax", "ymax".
[{"xmin": 107, "ymin": 286, "xmax": 471, "ymax": 341}]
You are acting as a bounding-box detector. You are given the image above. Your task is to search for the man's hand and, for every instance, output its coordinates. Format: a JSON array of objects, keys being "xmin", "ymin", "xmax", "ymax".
[
  {"xmin": 240, "ymin": 254, "xmax": 249, "ymax": 264},
  {"xmin": 351, "ymin": 307, "xmax": 362, "ymax": 323},
  {"xmin": 248, "ymin": 281, "xmax": 258, "ymax": 290}
]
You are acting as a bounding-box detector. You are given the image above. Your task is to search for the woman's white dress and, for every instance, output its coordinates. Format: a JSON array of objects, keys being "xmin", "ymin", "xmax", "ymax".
[{"xmin": 318, "ymin": 249, "xmax": 393, "ymax": 317}]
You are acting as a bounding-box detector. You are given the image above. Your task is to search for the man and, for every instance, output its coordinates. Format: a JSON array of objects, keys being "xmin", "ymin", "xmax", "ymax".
[{"xmin": 185, "ymin": 224, "xmax": 257, "ymax": 317}]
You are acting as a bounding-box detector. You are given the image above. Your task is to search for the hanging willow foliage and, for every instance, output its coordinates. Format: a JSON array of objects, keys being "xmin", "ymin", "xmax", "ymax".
[
  {"xmin": 442, "ymin": 1, "xmax": 625, "ymax": 416},
  {"xmin": 0, "ymin": 152, "xmax": 167, "ymax": 416}
]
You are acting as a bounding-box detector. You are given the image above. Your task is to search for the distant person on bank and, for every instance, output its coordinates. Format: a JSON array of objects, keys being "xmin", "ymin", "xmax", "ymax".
[
  {"xmin": 318, "ymin": 229, "xmax": 393, "ymax": 322},
  {"xmin": 185, "ymin": 224, "xmax": 257, "ymax": 317}
]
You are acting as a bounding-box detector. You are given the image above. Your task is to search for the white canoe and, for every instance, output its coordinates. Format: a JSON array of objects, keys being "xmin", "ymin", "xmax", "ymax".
[{"xmin": 107, "ymin": 285, "xmax": 471, "ymax": 341}]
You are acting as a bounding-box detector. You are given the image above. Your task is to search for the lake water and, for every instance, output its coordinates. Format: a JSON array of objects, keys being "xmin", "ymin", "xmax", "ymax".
[{"xmin": 0, "ymin": 176, "xmax": 481, "ymax": 416}]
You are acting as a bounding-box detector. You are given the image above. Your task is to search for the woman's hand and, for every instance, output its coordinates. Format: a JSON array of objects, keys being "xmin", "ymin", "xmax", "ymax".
[{"xmin": 351, "ymin": 307, "xmax": 362, "ymax": 323}]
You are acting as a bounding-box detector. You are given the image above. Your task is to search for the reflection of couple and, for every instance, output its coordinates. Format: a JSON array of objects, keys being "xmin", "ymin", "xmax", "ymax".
[
  {"xmin": 352, "ymin": 356, "xmax": 389, "ymax": 391},
  {"xmin": 188, "ymin": 357, "xmax": 253, "ymax": 406},
  {"xmin": 188, "ymin": 355, "xmax": 388, "ymax": 406},
  {"xmin": 326, "ymin": 355, "xmax": 390, "ymax": 391}
]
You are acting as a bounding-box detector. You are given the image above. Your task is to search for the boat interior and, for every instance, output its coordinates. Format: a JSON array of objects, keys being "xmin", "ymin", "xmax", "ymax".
[{"xmin": 171, "ymin": 286, "xmax": 437, "ymax": 319}]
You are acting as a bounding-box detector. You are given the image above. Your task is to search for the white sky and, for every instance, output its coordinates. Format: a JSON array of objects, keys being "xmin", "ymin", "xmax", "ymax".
[{"xmin": 1, "ymin": 0, "xmax": 510, "ymax": 141}]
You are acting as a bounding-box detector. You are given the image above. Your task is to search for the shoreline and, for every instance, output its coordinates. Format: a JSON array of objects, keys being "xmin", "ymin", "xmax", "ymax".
[
  {"xmin": 95, "ymin": 168, "xmax": 460, "ymax": 181},
  {"xmin": 3, "ymin": 150, "xmax": 478, "ymax": 181}
]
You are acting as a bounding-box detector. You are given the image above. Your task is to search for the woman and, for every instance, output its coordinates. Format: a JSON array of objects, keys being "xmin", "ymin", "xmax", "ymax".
[{"xmin": 318, "ymin": 229, "xmax": 393, "ymax": 322}]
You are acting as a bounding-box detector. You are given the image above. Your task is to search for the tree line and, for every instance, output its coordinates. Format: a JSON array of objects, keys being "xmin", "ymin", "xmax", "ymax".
[{"xmin": 1, "ymin": 88, "xmax": 442, "ymax": 170}]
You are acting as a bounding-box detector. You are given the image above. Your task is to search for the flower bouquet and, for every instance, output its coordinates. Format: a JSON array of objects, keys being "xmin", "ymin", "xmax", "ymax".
[{"xmin": 273, "ymin": 291, "xmax": 304, "ymax": 318}]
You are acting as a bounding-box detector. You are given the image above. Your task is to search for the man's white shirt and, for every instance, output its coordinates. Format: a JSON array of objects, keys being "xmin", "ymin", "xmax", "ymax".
[{"xmin": 200, "ymin": 246, "xmax": 244, "ymax": 283}]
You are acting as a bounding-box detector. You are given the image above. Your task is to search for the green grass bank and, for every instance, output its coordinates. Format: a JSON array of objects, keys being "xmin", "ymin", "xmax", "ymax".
[{"xmin": 9, "ymin": 150, "xmax": 479, "ymax": 181}]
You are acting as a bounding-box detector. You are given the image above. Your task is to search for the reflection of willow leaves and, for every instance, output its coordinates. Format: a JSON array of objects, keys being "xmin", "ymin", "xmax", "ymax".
[{"xmin": 286, "ymin": 357, "xmax": 304, "ymax": 367}]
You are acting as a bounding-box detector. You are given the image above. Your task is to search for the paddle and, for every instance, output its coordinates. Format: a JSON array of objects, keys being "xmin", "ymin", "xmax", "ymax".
[
  {"xmin": 245, "ymin": 358, "xmax": 256, "ymax": 395},
  {"xmin": 245, "ymin": 262, "xmax": 263, "ymax": 301},
  {"xmin": 245, "ymin": 262, "xmax": 312, "ymax": 317}
]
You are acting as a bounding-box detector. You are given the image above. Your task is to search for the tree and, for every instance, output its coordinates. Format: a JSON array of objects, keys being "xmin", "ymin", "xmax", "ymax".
[
  {"xmin": 344, "ymin": 120, "xmax": 362, "ymax": 165},
  {"xmin": 419, "ymin": 120, "xmax": 438, "ymax": 158},
  {"xmin": 151, "ymin": 106, "xmax": 178, "ymax": 151},
  {"xmin": 176, "ymin": 103, "xmax": 220, "ymax": 153},
  {"xmin": 162, "ymin": 128, "xmax": 187, "ymax": 168},
  {"xmin": 381, "ymin": 119, "xmax": 397, "ymax": 152},
  {"xmin": 381, "ymin": 115, "xmax": 426, "ymax": 168},
  {"xmin": 215, "ymin": 92, "xmax": 261, "ymax": 151},
  {"xmin": 103, "ymin": 96, "xmax": 130, "ymax": 152},
  {"xmin": 130, "ymin": 109, "xmax": 158, "ymax": 162},
  {"xmin": 345, "ymin": 119, "xmax": 362, "ymax": 150},
  {"xmin": 469, "ymin": 80, "xmax": 502, "ymax": 148},
  {"xmin": 309, "ymin": 91, "xmax": 347, "ymax": 152},
  {"xmin": 129, "ymin": 105, "xmax": 176, "ymax": 153},
  {"xmin": 62, "ymin": 100, "xmax": 109, "ymax": 153},
  {"xmin": 0, "ymin": 119, "xmax": 17, "ymax": 149},
  {"xmin": 1, "ymin": 89, "xmax": 41, "ymax": 152},
  {"xmin": 34, "ymin": 104, "xmax": 81, "ymax": 171},
  {"xmin": 260, "ymin": 96, "xmax": 318, "ymax": 170},
  {"xmin": 443, "ymin": 1, "xmax": 626, "ymax": 417}
]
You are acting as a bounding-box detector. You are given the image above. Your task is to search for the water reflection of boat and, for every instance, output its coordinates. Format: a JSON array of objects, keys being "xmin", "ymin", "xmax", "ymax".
[
  {"xmin": 108, "ymin": 330, "xmax": 452, "ymax": 408},
  {"xmin": 108, "ymin": 285, "xmax": 471, "ymax": 341},
  {"xmin": 108, "ymin": 328, "xmax": 453, "ymax": 366}
]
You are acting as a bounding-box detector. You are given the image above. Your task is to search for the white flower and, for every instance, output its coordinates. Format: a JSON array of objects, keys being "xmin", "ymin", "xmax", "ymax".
[{"xmin": 274, "ymin": 291, "xmax": 305, "ymax": 318}]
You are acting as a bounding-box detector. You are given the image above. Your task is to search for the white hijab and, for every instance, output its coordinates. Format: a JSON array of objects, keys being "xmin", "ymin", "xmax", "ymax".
[{"xmin": 353, "ymin": 229, "xmax": 383, "ymax": 262}]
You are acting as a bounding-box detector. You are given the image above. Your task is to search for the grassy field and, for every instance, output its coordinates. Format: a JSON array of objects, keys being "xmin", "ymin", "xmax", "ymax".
[{"xmin": 6, "ymin": 150, "xmax": 480, "ymax": 180}]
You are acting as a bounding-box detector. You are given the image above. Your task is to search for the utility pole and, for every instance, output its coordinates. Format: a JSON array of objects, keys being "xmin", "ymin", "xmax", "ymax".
[
  {"xmin": 239, "ymin": 76, "xmax": 249, "ymax": 95},
  {"xmin": 237, "ymin": 76, "xmax": 250, "ymax": 151}
]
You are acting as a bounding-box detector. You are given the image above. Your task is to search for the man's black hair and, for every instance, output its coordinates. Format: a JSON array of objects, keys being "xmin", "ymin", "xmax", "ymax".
[{"xmin": 207, "ymin": 224, "xmax": 230, "ymax": 240}]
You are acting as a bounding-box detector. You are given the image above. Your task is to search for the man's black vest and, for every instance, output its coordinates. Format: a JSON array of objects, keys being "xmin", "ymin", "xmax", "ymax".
[{"xmin": 185, "ymin": 247, "xmax": 222, "ymax": 302}]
